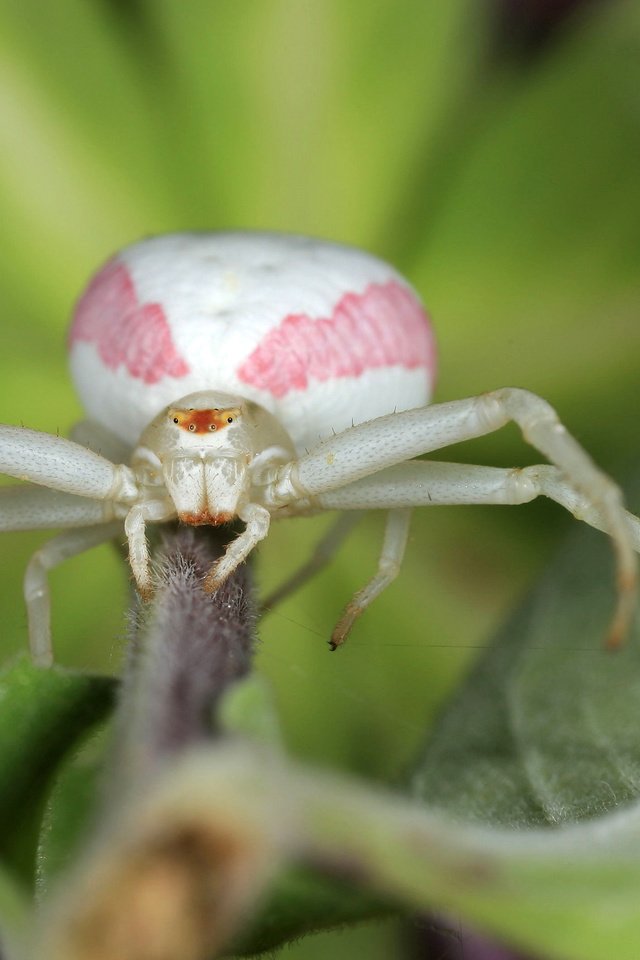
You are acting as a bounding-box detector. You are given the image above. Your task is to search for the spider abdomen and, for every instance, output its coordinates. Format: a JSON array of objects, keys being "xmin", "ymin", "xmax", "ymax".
[{"xmin": 69, "ymin": 232, "xmax": 437, "ymax": 450}]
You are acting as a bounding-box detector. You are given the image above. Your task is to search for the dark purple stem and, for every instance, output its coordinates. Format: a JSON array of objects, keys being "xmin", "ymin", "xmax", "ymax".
[{"xmin": 110, "ymin": 524, "xmax": 257, "ymax": 792}]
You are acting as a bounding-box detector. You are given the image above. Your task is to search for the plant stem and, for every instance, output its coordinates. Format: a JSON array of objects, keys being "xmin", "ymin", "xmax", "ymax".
[{"xmin": 109, "ymin": 524, "xmax": 257, "ymax": 797}]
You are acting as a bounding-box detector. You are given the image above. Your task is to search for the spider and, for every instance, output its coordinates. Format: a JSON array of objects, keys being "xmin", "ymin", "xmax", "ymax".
[{"xmin": 1, "ymin": 232, "xmax": 638, "ymax": 666}]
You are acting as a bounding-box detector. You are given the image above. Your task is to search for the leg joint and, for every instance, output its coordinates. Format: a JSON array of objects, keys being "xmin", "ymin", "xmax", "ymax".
[{"xmin": 494, "ymin": 387, "xmax": 560, "ymax": 437}]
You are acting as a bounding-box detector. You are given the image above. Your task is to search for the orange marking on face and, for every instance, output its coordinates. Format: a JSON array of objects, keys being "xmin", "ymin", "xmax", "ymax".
[
  {"xmin": 169, "ymin": 407, "xmax": 241, "ymax": 434},
  {"xmin": 179, "ymin": 510, "xmax": 234, "ymax": 527}
]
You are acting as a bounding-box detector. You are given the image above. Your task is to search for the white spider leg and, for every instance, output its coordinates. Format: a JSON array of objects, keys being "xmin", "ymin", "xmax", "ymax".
[
  {"xmin": 0, "ymin": 483, "xmax": 117, "ymax": 530},
  {"xmin": 310, "ymin": 461, "xmax": 548, "ymax": 510},
  {"xmin": 310, "ymin": 460, "xmax": 640, "ymax": 648},
  {"xmin": 330, "ymin": 508, "xmax": 411, "ymax": 650},
  {"xmin": 0, "ymin": 425, "xmax": 137, "ymax": 502},
  {"xmin": 24, "ymin": 522, "xmax": 123, "ymax": 667},
  {"xmin": 124, "ymin": 500, "xmax": 176, "ymax": 599},
  {"xmin": 261, "ymin": 513, "xmax": 362, "ymax": 614},
  {"xmin": 524, "ymin": 467, "xmax": 640, "ymax": 554},
  {"xmin": 311, "ymin": 460, "xmax": 640, "ymax": 544},
  {"xmin": 203, "ymin": 503, "xmax": 271, "ymax": 594},
  {"xmin": 271, "ymin": 389, "xmax": 636, "ymax": 647}
]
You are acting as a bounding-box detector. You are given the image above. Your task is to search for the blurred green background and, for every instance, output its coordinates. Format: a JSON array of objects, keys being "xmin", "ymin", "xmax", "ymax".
[{"xmin": 0, "ymin": 1, "xmax": 638, "ymax": 954}]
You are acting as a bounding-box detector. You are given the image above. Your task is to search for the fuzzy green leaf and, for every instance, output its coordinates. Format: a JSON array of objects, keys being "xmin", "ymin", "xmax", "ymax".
[
  {"xmin": 0, "ymin": 657, "xmax": 115, "ymax": 869},
  {"xmin": 412, "ymin": 491, "xmax": 640, "ymax": 828}
]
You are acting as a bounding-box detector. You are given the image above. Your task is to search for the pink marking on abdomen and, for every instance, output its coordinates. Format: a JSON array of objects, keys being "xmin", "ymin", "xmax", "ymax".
[
  {"xmin": 237, "ymin": 280, "xmax": 435, "ymax": 397},
  {"xmin": 69, "ymin": 260, "xmax": 190, "ymax": 384}
]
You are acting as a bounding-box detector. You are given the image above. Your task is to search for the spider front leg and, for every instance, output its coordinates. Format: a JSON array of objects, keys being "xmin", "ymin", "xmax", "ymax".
[
  {"xmin": 202, "ymin": 503, "xmax": 271, "ymax": 594},
  {"xmin": 269, "ymin": 389, "xmax": 638, "ymax": 647},
  {"xmin": 124, "ymin": 499, "xmax": 176, "ymax": 600},
  {"xmin": 0, "ymin": 425, "xmax": 137, "ymax": 501}
]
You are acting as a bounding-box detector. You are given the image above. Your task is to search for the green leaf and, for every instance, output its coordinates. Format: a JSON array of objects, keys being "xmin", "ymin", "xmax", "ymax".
[
  {"xmin": 0, "ymin": 656, "xmax": 116, "ymax": 872},
  {"xmin": 412, "ymin": 480, "xmax": 640, "ymax": 828},
  {"xmin": 35, "ymin": 730, "xmax": 108, "ymax": 898}
]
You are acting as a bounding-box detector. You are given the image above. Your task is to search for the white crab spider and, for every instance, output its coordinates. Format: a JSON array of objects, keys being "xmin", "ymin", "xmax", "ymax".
[{"xmin": 1, "ymin": 232, "xmax": 638, "ymax": 666}]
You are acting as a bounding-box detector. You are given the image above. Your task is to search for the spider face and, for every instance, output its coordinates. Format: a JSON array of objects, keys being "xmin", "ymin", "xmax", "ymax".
[
  {"xmin": 168, "ymin": 406, "xmax": 241, "ymax": 435},
  {"xmin": 137, "ymin": 390, "xmax": 296, "ymax": 459},
  {"xmin": 132, "ymin": 390, "xmax": 296, "ymax": 527},
  {"xmin": 138, "ymin": 392, "xmax": 253, "ymax": 459}
]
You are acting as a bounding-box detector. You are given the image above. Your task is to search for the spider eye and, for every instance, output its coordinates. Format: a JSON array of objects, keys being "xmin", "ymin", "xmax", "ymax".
[
  {"xmin": 172, "ymin": 417, "xmax": 179, "ymax": 424},
  {"xmin": 209, "ymin": 424, "xmax": 217, "ymax": 431},
  {"xmin": 188, "ymin": 423, "xmax": 196, "ymax": 432}
]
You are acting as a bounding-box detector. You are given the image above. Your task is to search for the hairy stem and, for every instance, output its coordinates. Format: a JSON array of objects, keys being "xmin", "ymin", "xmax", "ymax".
[{"xmin": 110, "ymin": 524, "xmax": 257, "ymax": 796}]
